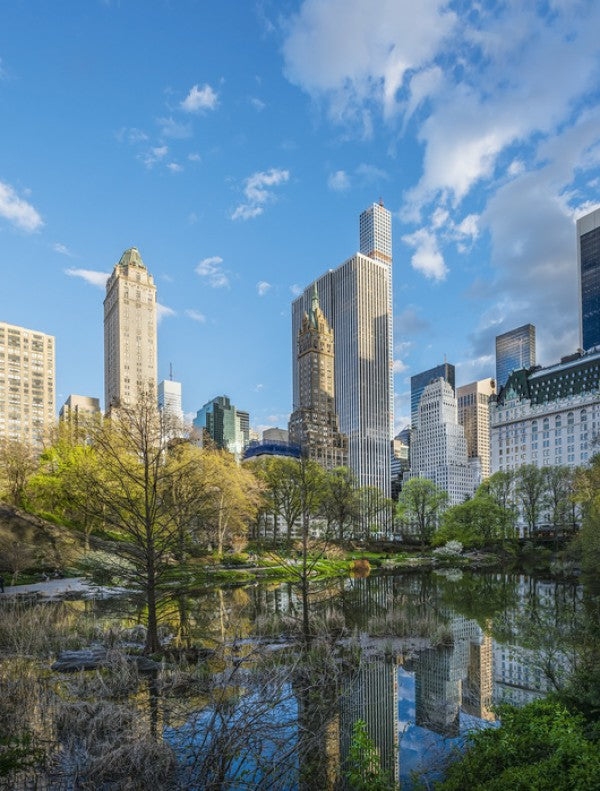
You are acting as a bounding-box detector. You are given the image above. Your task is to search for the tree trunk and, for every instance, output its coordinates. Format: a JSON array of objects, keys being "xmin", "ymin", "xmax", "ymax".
[{"xmin": 301, "ymin": 508, "xmax": 311, "ymax": 647}]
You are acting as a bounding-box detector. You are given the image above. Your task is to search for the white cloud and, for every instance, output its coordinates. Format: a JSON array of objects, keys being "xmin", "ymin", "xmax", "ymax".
[
  {"xmin": 249, "ymin": 96, "xmax": 266, "ymax": 111},
  {"xmin": 188, "ymin": 152, "xmax": 201, "ymax": 162},
  {"xmin": 257, "ymin": 280, "xmax": 271, "ymax": 296},
  {"xmin": 290, "ymin": 284, "xmax": 303, "ymax": 296},
  {"xmin": 0, "ymin": 181, "xmax": 43, "ymax": 232},
  {"xmin": 195, "ymin": 256, "xmax": 229, "ymax": 288},
  {"xmin": 167, "ymin": 162, "xmax": 183, "ymax": 172},
  {"xmin": 282, "ymin": 0, "xmax": 456, "ymax": 124},
  {"xmin": 185, "ymin": 309, "xmax": 206, "ymax": 323},
  {"xmin": 401, "ymin": 228, "xmax": 447, "ymax": 281},
  {"xmin": 157, "ymin": 303, "xmax": 176, "ymax": 322},
  {"xmin": 157, "ymin": 116, "xmax": 193, "ymax": 139},
  {"xmin": 393, "ymin": 359, "xmax": 408, "ymax": 374},
  {"xmin": 327, "ymin": 169, "xmax": 350, "ymax": 191},
  {"xmin": 355, "ymin": 163, "xmax": 389, "ymax": 182},
  {"xmin": 116, "ymin": 127, "xmax": 148, "ymax": 144},
  {"xmin": 180, "ymin": 83, "xmax": 218, "ymax": 113},
  {"xmin": 232, "ymin": 168, "xmax": 290, "ymax": 220},
  {"xmin": 52, "ymin": 242, "xmax": 73, "ymax": 256},
  {"xmin": 65, "ymin": 268, "xmax": 110, "ymax": 289},
  {"xmin": 139, "ymin": 145, "xmax": 168, "ymax": 168}
]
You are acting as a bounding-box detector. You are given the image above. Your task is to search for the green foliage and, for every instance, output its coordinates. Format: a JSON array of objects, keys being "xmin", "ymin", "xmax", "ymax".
[
  {"xmin": 0, "ymin": 732, "xmax": 43, "ymax": 778},
  {"xmin": 573, "ymin": 454, "xmax": 600, "ymax": 573},
  {"xmin": 396, "ymin": 478, "xmax": 448, "ymax": 548},
  {"xmin": 436, "ymin": 699, "xmax": 600, "ymax": 790},
  {"xmin": 434, "ymin": 496, "xmax": 515, "ymax": 549},
  {"xmin": 346, "ymin": 719, "xmax": 394, "ymax": 791}
]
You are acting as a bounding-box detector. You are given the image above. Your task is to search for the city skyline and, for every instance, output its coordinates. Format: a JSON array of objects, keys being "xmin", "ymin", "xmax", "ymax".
[{"xmin": 1, "ymin": 3, "xmax": 600, "ymax": 432}]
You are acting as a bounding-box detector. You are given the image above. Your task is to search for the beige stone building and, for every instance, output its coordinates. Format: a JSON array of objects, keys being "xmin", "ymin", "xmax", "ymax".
[
  {"xmin": 289, "ymin": 286, "xmax": 347, "ymax": 470},
  {"xmin": 59, "ymin": 394, "xmax": 101, "ymax": 437},
  {"xmin": 457, "ymin": 378, "xmax": 496, "ymax": 480},
  {"xmin": 104, "ymin": 248, "xmax": 157, "ymax": 411},
  {"xmin": 0, "ymin": 322, "xmax": 55, "ymax": 447}
]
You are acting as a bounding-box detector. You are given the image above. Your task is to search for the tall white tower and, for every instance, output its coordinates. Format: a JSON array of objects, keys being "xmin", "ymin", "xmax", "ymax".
[
  {"xmin": 104, "ymin": 247, "xmax": 157, "ymax": 411},
  {"xmin": 292, "ymin": 204, "xmax": 393, "ymax": 499}
]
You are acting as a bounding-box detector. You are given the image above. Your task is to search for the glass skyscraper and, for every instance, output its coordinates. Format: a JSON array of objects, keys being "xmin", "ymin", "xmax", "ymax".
[
  {"xmin": 193, "ymin": 395, "xmax": 248, "ymax": 459},
  {"xmin": 577, "ymin": 207, "xmax": 600, "ymax": 351},
  {"xmin": 410, "ymin": 362, "xmax": 455, "ymax": 428},
  {"xmin": 292, "ymin": 204, "xmax": 393, "ymax": 497},
  {"xmin": 495, "ymin": 324, "xmax": 536, "ymax": 390}
]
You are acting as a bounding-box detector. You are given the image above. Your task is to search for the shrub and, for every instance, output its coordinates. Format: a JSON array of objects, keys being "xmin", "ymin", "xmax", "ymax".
[{"xmin": 433, "ymin": 541, "xmax": 463, "ymax": 558}]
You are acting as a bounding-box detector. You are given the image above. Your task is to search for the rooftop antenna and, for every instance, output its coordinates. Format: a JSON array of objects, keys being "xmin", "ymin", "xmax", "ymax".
[
  {"xmin": 169, "ymin": 362, "xmax": 173, "ymax": 381},
  {"xmin": 379, "ymin": 196, "xmax": 384, "ymax": 206}
]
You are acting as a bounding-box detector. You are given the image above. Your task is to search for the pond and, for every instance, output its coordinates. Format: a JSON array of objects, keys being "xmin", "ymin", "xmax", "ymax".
[{"xmin": 1, "ymin": 569, "xmax": 584, "ymax": 789}]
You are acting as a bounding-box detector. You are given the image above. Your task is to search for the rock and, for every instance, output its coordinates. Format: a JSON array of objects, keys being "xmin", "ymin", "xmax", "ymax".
[{"xmin": 51, "ymin": 648, "xmax": 160, "ymax": 673}]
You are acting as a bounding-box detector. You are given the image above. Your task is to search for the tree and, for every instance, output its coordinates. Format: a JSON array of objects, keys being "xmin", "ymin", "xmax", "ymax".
[
  {"xmin": 47, "ymin": 393, "xmax": 208, "ymax": 653},
  {"xmin": 0, "ymin": 439, "xmax": 38, "ymax": 507},
  {"xmin": 250, "ymin": 457, "xmax": 303, "ymax": 542},
  {"xmin": 516, "ymin": 465, "xmax": 547, "ymax": 538},
  {"xmin": 346, "ymin": 720, "xmax": 394, "ymax": 791},
  {"xmin": 544, "ymin": 466, "xmax": 576, "ymax": 540},
  {"xmin": 197, "ymin": 450, "xmax": 263, "ymax": 556},
  {"xmin": 0, "ymin": 537, "xmax": 35, "ymax": 584},
  {"xmin": 477, "ymin": 470, "xmax": 518, "ymax": 537},
  {"xmin": 396, "ymin": 478, "xmax": 447, "ymax": 549},
  {"xmin": 319, "ymin": 466, "xmax": 360, "ymax": 541},
  {"xmin": 573, "ymin": 454, "xmax": 600, "ymax": 572},
  {"xmin": 357, "ymin": 486, "xmax": 393, "ymax": 541},
  {"xmin": 434, "ymin": 495, "xmax": 514, "ymax": 549}
]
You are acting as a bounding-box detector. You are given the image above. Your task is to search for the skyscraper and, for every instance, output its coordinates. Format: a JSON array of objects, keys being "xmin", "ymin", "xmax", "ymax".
[
  {"xmin": 59, "ymin": 395, "xmax": 101, "ymax": 437},
  {"xmin": 104, "ymin": 247, "xmax": 157, "ymax": 411},
  {"xmin": 0, "ymin": 322, "xmax": 55, "ymax": 447},
  {"xmin": 193, "ymin": 395, "xmax": 248, "ymax": 459},
  {"xmin": 577, "ymin": 206, "xmax": 600, "ymax": 351},
  {"xmin": 289, "ymin": 285, "xmax": 348, "ymax": 470},
  {"xmin": 410, "ymin": 362, "xmax": 455, "ymax": 428},
  {"xmin": 158, "ymin": 379, "xmax": 184, "ymax": 427},
  {"xmin": 410, "ymin": 378, "xmax": 479, "ymax": 505},
  {"xmin": 495, "ymin": 324, "xmax": 536, "ymax": 390},
  {"xmin": 457, "ymin": 378, "xmax": 496, "ymax": 480},
  {"xmin": 291, "ymin": 204, "xmax": 393, "ymax": 496}
]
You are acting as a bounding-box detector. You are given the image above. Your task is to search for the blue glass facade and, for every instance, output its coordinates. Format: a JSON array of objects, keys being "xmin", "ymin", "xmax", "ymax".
[
  {"xmin": 410, "ymin": 363, "xmax": 455, "ymax": 428},
  {"xmin": 580, "ymin": 224, "xmax": 600, "ymax": 351},
  {"xmin": 495, "ymin": 324, "xmax": 536, "ymax": 390}
]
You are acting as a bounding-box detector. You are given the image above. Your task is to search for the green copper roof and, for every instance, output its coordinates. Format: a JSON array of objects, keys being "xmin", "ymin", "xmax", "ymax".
[
  {"xmin": 118, "ymin": 247, "xmax": 145, "ymax": 268},
  {"xmin": 497, "ymin": 351, "xmax": 600, "ymax": 406}
]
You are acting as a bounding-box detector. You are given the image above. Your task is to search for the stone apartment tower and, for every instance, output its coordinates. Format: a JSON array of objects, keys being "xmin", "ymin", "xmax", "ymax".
[
  {"xmin": 457, "ymin": 378, "xmax": 496, "ymax": 480},
  {"xmin": 104, "ymin": 248, "xmax": 157, "ymax": 411},
  {"xmin": 289, "ymin": 285, "xmax": 348, "ymax": 470}
]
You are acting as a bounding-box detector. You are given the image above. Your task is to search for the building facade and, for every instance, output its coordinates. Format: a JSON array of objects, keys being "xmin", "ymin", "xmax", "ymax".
[
  {"xmin": 104, "ymin": 247, "xmax": 157, "ymax": 411},
  {"xmin": 193, "ymin": 395, "xmax": 248, "ymax": 459},
  {"xmin": 291, "ymin": 205, "xmax": 393, "ymax": 496},
  {"xmin": 411, "ymin": 362, "xmax": 455, "ymax": 428},
  {"xmin": 410, "ymin": 378, "xmax": 479, "ymax": 505},
  {"xmin": 158, "ymin": 378, "xmax": 184, "ymax": 432},
  {"xmin": 289, "ymin": 286, "xmax": 348, "ymax": 470},
  {"xmin": 0, "ymin": 322, "xmax": 55, "ymax": 447},
  {"xmin": 457, "ymin": 378, "xmax": 496, "ymax": 480},
  {"xmin": 59, "ymin": 395, "xmax": 100, "ymax": 435},
  {"xmin": 577, "ymin": 206, "xmax": 600, "ymax": 351},
  {"xmin": 495, "ymin": 324, "xmax": 536, "ymax": 390},
  {"xmin": 490, "ymin": 348, "xmax": 600, "ymax": 473}
]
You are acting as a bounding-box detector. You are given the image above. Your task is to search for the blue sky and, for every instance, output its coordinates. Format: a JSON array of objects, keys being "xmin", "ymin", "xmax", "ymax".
[{"xmin": 1, "ymin": 0, "xmax": 599, "ymax": 433}]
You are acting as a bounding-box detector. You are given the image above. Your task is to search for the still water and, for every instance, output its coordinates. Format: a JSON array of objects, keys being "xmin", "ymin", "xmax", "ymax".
[{"xmin": 87, "ymin": 569, "xmax": 582, "ymax": 788}]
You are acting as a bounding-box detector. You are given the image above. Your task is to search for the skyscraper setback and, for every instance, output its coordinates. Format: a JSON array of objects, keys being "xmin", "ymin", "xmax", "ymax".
[
  {"xmin": 577, "ymin": 206, "xmax": 600, "ymax": 351},
  {"xmin": 104, "ymin": 248, "xmax": 157, "ymax": 411},
  {"xmin": 291, "ymin": 203, "xmax": 393, "ymax": 496},
  {"xmin": 411, "ymin": 362, "xmax": 455, "ymax": 428}
]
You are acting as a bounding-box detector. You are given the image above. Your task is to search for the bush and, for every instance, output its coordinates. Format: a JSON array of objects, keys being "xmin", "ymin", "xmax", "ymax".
[{"xmin": 433, "ymin": 541, "xmax": 463, "ymax": 558}]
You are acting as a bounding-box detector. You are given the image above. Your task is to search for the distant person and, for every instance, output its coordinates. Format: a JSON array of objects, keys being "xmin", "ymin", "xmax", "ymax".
[{"xmin": 0, "ymin": 575, "xmax": 4, "ymax": 594}]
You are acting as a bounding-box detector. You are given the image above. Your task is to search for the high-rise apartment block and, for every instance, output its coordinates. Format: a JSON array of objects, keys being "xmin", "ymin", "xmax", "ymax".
[
  {"xmin": 411, "ymin": 362, "xmax": 455, "ymax": 428},
  {"xmin": 457, "ymin": 378, "xmax": 496, "ymax": 480},
  {"xmin": 490, "ymin": 348, "xmax": 600, "ymax": 473},
  {"xmin": 158, "ymin": 379, "xmax": 184, "ymax": 427},
  {"xmin": 292, "ymin": 204, "xmax": 393, "ymax": 496},
  {"xmin": 0, "ymin": 322, "xmax": 55, "ymax": 447},
  {"xmin": 104, "ymin": 247, "xmax": 157, "ymax": 412},
  {"xmin": 59, "ymin": 395, "xmax": 100, "ymax": 437},
  {"xmin": 410, "ymin": 378, "xmax": 479, "ymax": 505},
  {"xmin": 193, "ymin": 395, "xmax": 248, "ymax": 460},
  {"xmin": 577, "ymin": 206, "xmax": 600, "ymax": 351},
  {"xmin": 495, "ymin": 324, "xmax": 536, "ymax": 390},
  {"xmin": 289, "ymin": 286, "xmax": 348, "ymax": 470}
]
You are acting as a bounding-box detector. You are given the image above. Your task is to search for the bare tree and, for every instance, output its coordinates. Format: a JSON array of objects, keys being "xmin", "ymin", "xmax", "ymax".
[{"xmin": 0, "ymin": 438, "xmax": 38, "ymax": 507}]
